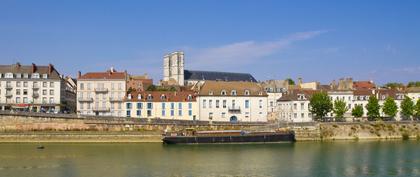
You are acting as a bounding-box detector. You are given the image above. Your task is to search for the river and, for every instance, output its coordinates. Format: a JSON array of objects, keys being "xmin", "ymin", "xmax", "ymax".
[{"xmin": 0, "ymin": 141, "xmax": 419, "ymax": 177}]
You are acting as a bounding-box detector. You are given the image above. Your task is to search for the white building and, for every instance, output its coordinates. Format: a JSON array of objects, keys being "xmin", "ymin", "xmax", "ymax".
[
  {"xmin": 277, "ymin": 89, "xmax": 316, "ymax": 122},
  {"xmin": 196, "ymin": 81, "xmax": 268, "ymax": 122},
  {"xmin": 77, "ymin": 68, "xmax": 127, "ymax": 116},
  {"xmin": 124, "ymin": 91, "xmax": 198, "ymax": 120},
  {"xmin": 0, "ymin": 62, "xmax": 75, "ymax": 112},
  {"xmin": 406, "ymin": 87, "xmax": 420, "ymax": 102}
]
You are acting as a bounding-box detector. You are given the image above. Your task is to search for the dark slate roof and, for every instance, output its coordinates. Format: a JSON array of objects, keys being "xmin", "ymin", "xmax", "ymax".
[
  {"xmin": 0, "ymin": 63, "xmax": 61, "ymax": 79},
  {"xmin": 184, "ymin": 70, "xmax": 257, "ymax": 82}
]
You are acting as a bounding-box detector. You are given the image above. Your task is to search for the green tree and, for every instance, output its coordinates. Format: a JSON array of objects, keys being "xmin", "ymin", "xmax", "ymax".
[
  {"xmin": 286, "ymin": 78, "xmax": 295, "ymax": 85},
  {"xmin": 382, "ymin": 97, "xmax": 398, "ymax": 118},
  {"xmin": 415, "ymin": 99, "xmax": 420, "ymax": 120},
  {"xmin": 309, "ymin": 92, "xmax": 333, "ymax": 121},
  {"xmin": 146, "ymin": 85, "xmax": 157, "ymax": 91},
  {"xmin": 365, "ymin": 96, "xmax": 380, "ymax": 120},
  {"xmin": 333, "ymin": 99, "xmax": 348, "ymax": 121},
  {"xmin": 407, "ymin": 81, "xmax": 420, "ymax": 88},
  {"xmin": 383, "ymin": 82, "xmax": 404, "ymax": 89},
  {"xmin": 400, "ymin": 96, "xmax": 414, "ymax": 120},
  {"xmin": 351, "ymin": 105, "xmax": 364, "ymax": 118}
]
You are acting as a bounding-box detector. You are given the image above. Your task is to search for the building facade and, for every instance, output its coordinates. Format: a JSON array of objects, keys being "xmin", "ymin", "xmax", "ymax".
[
  {"xmin": 77, "ymin": 68, "xmax": 127, "ymax": 116},
  {"xmin": 0, "ymin": 63, "xmax": 75, "ymax": 112},
  {"xmin": 124, "ymin": 91, "xmax": 198, "ymax": 120},
  {"xmin": 196, "ymin": 81, "xmax": 268, "ymax": 122},
  {"xmin": 163, "ymin": 51, "xmax": 185, "ymax": 86}
]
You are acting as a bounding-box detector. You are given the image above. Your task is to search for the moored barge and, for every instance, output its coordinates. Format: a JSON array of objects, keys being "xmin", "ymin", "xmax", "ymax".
[{"xmin": 162, "ymin": 129, "xmax": 295, "ymax": 144}]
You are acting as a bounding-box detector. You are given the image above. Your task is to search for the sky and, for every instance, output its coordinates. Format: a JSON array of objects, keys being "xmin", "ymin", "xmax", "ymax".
[{"xmin": 1, "ymin": 0, "xmax": 419, "ymax": 85}]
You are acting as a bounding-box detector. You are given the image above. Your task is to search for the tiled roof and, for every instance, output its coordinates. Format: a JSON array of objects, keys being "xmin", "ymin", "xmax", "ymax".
[
  {"xmin": 125, "ymin": 91, "xmax": 197, "ymax": 102},
  {"xmin": 406, "ymin": 87, "xmax": 420, "ymax": 93},
  {"xmin": 353, "ymin": 89, "xmax": 374, "ymax": 96},
  {"xmin": 353, "ymin": 81, "xmax": 375, "ymax": 89},
  {"xmin": 377, "ymin": 89, "xmax": 404, "ymax": 100},
  {"xmin": 198, "ymin": 81, "xmax": 266, "ymax": 96},
  {"xmin": 184, "ymin": 70, "xmax": 257, "ymax": 82},
  {"xmin": 0, "ymin": 63, "xmax": 60, "ymax": 79},
  {"xmin": 79, "ymin": 71, "xmax": 126, "ymax": 80}
]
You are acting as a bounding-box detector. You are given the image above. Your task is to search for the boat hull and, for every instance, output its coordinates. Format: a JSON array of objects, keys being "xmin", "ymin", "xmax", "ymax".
[{"xmin": 162, "ymin": 133, "xmax": 295, "ymax": 144}]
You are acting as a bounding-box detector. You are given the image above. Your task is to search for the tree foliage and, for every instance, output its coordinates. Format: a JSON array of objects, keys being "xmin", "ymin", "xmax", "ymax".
[
  {"xmin": 383, "ymin": 82, "xmax": 404, "ymax": 89},
  {"xmin": 382, "ymin": 97, "xmax": 398, "ymax": 118},
  {"xmin": 309, "ymin": 92, "xmax": 333, "ymax": 120},
  {"xmin": 333, "ymin": 99, "xmax": 348, "ymax": 120},
  {"xmin": 351, "ymin": 105, "xmax": 364, "ymax": 118},
  {"xmin": 407, "ymin": 81, "xmax": 420, "ymax": 88},
  {"xmin": 415, "ymin": 99, "xmax": 420, "ymax": 119},
  {"xmin": 400, "ymin": 96, "xmax": 414, "ymax": 120},
  {"xmin": 286, "ymin": 78, "xmax": 295, "ymax": 85},
  {"xmin": 365, "ymin": 96, "xmax": 380, "ymax": 120}
]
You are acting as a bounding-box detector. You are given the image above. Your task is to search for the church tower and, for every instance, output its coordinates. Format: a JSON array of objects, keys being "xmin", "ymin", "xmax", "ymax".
[{"xmin": 163, "ymin": 51, "xmax": 184, "ymax": 86}]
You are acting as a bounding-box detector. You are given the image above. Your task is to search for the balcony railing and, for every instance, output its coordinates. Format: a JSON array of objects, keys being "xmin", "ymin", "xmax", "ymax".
[
  {"xmin": 6, "ymin": 85, "xmax": 13, "ymax": 89},
  {"xmin": 32, "ymin": 85, "xmax": 40, "ymax": 89},
  {"xmin": 5, "ymin": 93, "xmax": 13, "ymax": 97},
  {"xmin": 94, "ymin": 88, "xmax": 108, "ymax": 92},
  {"xmin": 78, "ymin": 97, "xmax": 93, "ymax": 102},
  {"xmin": 228, "ymin": 106, "xmax": 241, "ymax": 113},
  {"xmin": 109, "ymin": 97, "xmax": 123, "ymax": 102},
  {"xmin": 93, "ymin": 107, "xmax": 110, "ymax": 112}
]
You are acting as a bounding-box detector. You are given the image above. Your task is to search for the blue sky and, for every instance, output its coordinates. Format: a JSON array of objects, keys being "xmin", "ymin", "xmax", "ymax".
[{"xmin": 1, "ymin": 0, "xmax": 419, "ymax": 84}]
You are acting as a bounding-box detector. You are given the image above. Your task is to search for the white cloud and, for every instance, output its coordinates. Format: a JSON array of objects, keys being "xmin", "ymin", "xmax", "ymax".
[{"xmin": 187, "ymin": 30, "xmax": 329, "ymax": 69}]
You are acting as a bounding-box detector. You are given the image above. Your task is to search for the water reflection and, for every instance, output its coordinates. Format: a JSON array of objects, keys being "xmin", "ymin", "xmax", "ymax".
[{"xmin": 0, "ymin": 141, "xmax": 418, "ymax": 177}]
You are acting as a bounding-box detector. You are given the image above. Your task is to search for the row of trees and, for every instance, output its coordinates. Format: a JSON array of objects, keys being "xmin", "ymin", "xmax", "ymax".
[
  {"xmin": 383, "ymin": 81, "xmax": 420, "ymax": 89},
  {"xmin": 309, "ymin": 92, "xmax": 420, "ymax": 121}
]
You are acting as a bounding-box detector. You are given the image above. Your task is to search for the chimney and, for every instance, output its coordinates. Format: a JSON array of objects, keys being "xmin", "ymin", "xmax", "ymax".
[
  {"xmin": 77, "ymin": 71, "xmax": 81, "ymax": 79},
  {"xmin": 31, "ymin": 63, "xmax": 36, "ymax": 73},
  {"xmin": 48, "ymin": 64, "xmax": 53, "ymax": 74}
]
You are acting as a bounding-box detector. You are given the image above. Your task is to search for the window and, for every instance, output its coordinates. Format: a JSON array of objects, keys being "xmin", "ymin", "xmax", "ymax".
[
  {"xmin": 187, "ymin": 94, "xmax": 192, "ymax": 101},
  {"xmin": 259, "ymin": 100, "xmax": 263, "ymax": 109},
  {"xmin": 80, "ymin": 102, "xmax": 84, "ymax": 109},
  {"xmin": 136, "ymin": 110, "xmax": 141, "ymax": 116},
  {"xmin": 33, "ymin": 82, "xmax": 38, "ymax": 88},
  {"xmin": 5, "ymin": 73, "xmax": 13, "ymax": 78},
  {"xmin": 137, "ymin": 94, "xmax": 142, "ymax": 100},
  {"xmin": 50, "ymin": 90, "xmax": 54, "ymax": 95},
  {"xmin": 301, "ymin": 113, "xmax": 304, "ymax": 118},
  {"xmin": 231, "ymin": 90, "xmax": 237, "ymax": 96},
  {"xmin": 188, "ymin": 110, "xmax": 192, "ymax": 116},
  {"xmin": 162, "ymin": 110, "xmax": 166, "ymax": 116},
  {"xmin": 23, "ymin": 89, "xmax": 28, "ymax": 95},
  {"xmin": 162, "ymin": 103, "xmax": 166, "ymax": 109},
  {"xmin": 16, "ymin": 89, "xmax": 21, "ymax": 95},
  {"xmin": 118, "ymin": 83, "xmax": 122, "ymax": 90},
  {"xmin": 294, "ymin": 113, "xmax": 297, "ymax": 118},
  {"xmin": 244, "ymin": 90, "xmax": 250, "ymax": 96},
  {"xmin": 171, "ymin": 103, "xmax": 175, "ymax": 109},
  {"xmin": 209, "ymin": 91, "xmax": 213, "ymax": 95},
  {"xmin": 245, "ymin": 100, "xmax": 250, "ymax": 109},
  {"xmin": 147, "ymin": 103, "xmax": 153, "ymax": 109},
  {"xmin": 16, "ymin": 81, "xmax": 21, "ymax": 87},
  {"xmin": 126, "ymin": 110, "xmax": 131, "ymax": 117},
  {"xmin": 49, "ymin": 97, "xmax": 54, "ymax": 104},
  {"xmin": 301, "ymin": 103, "xmax": 304, "ymax": 110},
  {"xmin": 16, "ymin": 73, "xmax": 21, "ymax": 78},
  {"xmin": 216, "ymin": 100, "xmax": 220, "ymax": 108},
  {"xmin": 23, "ymin": 82, "xmax": 28, "ymax": 87},
  {"xmin": 147, "ymin": 110, "xmax": 152, "ymax": 117},
  {"xmin": 161, "ymin": 94, "xmax": 166, "ymax": 100},
  {"xmin": 293, "ymin": 103, "xmax": 297, "ymax": 110},
  {"xmin": 147, "ymin": 94, "xmax": 153, "ymax": 101},
  {"xmin": 87, "ymin": 83, "xmax": 91, "ymax": 90},
  {"xmin": 31, "ymin": 73, "xmax": 39, "ymax": 79},
  {"xmin": 50, "ymin": 82, "xmax": 54, "ymax": 87},
  {"xmin": 221, "ymin": 112, "xmax": 226, "ymax": 118},
  {"xmin": 137, "ymin": 103, "xmax": 143, "ymax": 109},
  {"xmin": 223, "ymin": 100, "xmax": 227, "ymax": 108},
  {"xmin": 188, "ymin": 103, "xmax": 192, "ymax": 109},
  {"xmin": 209, "ymin": 112, "xmax": 213, "ymax": 120},
  {"xmin": 221, "ymin": 90, "xmax": 227, "ymax": 95},
  {"xmin": 118, "ymin": 102, "xmax": 122, "ymax": 109},
  {"xmin": 80, "ymin": 83, "xmax": 84, "ymax": 90},
  {"xmin": 178, "ymin": 102, "xmax": 182, "ymax": 109},
  {"xmin": 171, "ymin": 110, "xmax": 174, "ymax": 116},
  {"xmin": 42, "ymin": 74, "xmax": 48, "ymax": 79},
  {"xmin": 16, "ymin": 97, "xmax": 21, "ymax": 103},
  {"xmin": 42, "ymin": 97, "xmax": 47, "ymax": 103},
  {"xmin": 126, "ymin": 103, "xmax": 132, "ymax": 109},
  {"xmin": 178, "ymin": 110, "xmax": 182, "ymax": 116},
  {"xmin": 111, "ymin": 83, "xmax": 115, "ymax": 90},
  {"xmin": 209, "ymin": 100, "xmax": 213, "ymax": 108},
  {"xmin": 43, "ymin": 82, "xmax": 47, "ymax": 87},
  {"xmin": 203, "ymin": 99, "xmax": 207, "ymax": 108}
]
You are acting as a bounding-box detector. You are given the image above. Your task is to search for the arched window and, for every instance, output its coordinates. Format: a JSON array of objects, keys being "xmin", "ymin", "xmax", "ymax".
[
  {"xmin": 127, "ymin": 94, "xmax": 132, "ymax": 100},
  {"xmin": 147, "ymin": 94, "xmax": 153, "ymax": 101},
  {"xmin": 137, "ymin": 94, "xmax": 142, "ymax": 100},
  {"xmin": 244, "ymin": 90, "xmax": 250, "ymax": 96},
  {"xmin": 209, "ymin": 91, "xmax": 214, "ymax": 95},
  {"xmin": 187, "ymin": 94, "xmax": 192, "ymax": 101},
  {"xmin": 160, "ymin": 94, "xmax": 166, "ymax": 100},
  {"xmin": 221, "ymin": 90, "xmax": 227, "ymax": 96}
]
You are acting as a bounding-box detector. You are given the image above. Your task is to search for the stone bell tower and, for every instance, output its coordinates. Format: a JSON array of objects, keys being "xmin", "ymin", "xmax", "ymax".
[{"xmin": 163, "ymin": 51, "xmax": 184, "ymax": 86}]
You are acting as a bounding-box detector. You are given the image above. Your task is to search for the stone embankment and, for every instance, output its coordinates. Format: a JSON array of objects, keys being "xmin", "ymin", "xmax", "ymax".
[{"xmin": 0, "ymin": 112, "xmax": 419, "ymax": 142}]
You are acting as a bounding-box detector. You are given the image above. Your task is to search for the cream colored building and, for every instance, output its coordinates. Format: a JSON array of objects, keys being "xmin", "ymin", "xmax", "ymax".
[
  {"xmin": 124, "ymin": 91, "xmax": 198, "ymax": 120},
  {"xmin": 277, "ymin": 89, "xmax": 316, "ymax": 122},
  {"xmin": 77, "ymin": 68, "xmax": 127, "ymax": 116},
  {"xmin": 0, "ymin": 63, "xmax": 75, "ymax": 112},
  {"xmin": 196, "ymin": 81, "xmax": 268, "ymax": 122},
  {"xmin": 406, "ymin": 87, "xmax": 420, "ymax": 102}
]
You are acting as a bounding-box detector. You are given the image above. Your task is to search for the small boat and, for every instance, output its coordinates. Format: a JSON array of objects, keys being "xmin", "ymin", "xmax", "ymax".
[
  {"xmin": 36, "ymin": 145, "xmax": 45, "ymax": 149},
  {"xmin": 162, "ymin": 128, "xmax": 295, "ymax": 144}
]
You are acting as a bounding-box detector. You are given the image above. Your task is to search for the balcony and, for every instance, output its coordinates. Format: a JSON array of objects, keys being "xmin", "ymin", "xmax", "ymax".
[
  {"xmin": 228, "ymin": 106, "xmax": 241, "ymax": 113},
  {"xmin": 33, "ymin": 93, "xmax": 39, "ymax": 98},
  {"xmin": 5, "ymin": 85, "xmax": 13, "ymax": 89},
  {"xmin": 78, "ymin": 97, "xmax": 93, "ymax": 102},
  {"xmin": 109, "ymin": 97, "xmax": 123, "ymax": 102},
  {"xmin": 32, "ymin": 85, "xmax": 40, "ymax": 90},
  {"xmin": 5, "ymin": 93, "xmax": 13, "ymax": 97},
  {"xmin": 93, "ymin": 107, "xmax": 110, "ymax": 112},
  {"xmin": 94, "ymin": 88, "xmax": 108, "ymax": 93}
]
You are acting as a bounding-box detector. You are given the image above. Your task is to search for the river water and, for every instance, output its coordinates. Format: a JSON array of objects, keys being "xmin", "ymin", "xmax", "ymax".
[{"xmin": 0, "ymin": 141, "xmax": 419, "ymax": 177}]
